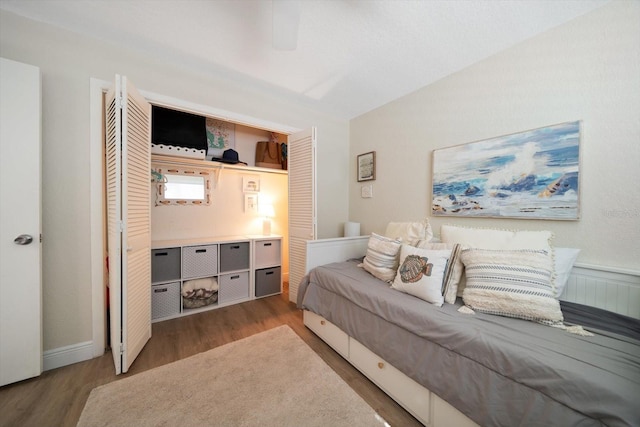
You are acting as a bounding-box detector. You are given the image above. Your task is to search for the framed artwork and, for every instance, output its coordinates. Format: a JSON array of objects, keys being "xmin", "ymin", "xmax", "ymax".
[
  {"xmin": 242, "ymin": 175, "xmax": 260, "ymax": 192},
  {"xmin": 431, "ymin": 121, "xmax": 581, "ymax": 220},
  {"xmin": 244, "ymin": 193, "xmax": 259, "ymax": 214},
  {"xmin": 206, "ymin": 118, "xmax": 235, "ymax": 160},
  {"xmin": 357, "ymin": 151, "xmax": 376, "ymax": 182}
]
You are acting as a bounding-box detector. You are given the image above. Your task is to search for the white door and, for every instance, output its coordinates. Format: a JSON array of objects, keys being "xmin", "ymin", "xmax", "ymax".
[
  {"xmin": 105, "ymin": 75, "xmax": 152, "ymax": 374},
  {"xmin": 0, "ymin": 58, "xmax": 42, "ymax": 386},
  {"xmin": 287, "ymin": 127, "xmax": 317, "ymax": 303}
]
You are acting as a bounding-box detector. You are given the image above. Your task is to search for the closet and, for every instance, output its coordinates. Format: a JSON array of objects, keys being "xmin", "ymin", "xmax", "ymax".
[{"xmin": 104, "ymin": 74, "xmax": 315, "ymax": 374}]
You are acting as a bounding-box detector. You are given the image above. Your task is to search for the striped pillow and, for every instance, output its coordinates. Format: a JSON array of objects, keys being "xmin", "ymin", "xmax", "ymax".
[
  {"xmin": 362, "ymin": 233, "xmax": 402, "ymax": 283},
  {"xmin": 460, "ymin": 248, "xmax": 563, "ymax": 326}
]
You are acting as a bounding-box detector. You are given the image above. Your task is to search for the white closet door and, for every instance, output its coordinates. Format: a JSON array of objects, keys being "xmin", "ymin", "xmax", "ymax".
[
  {"xmin": 288, "ymin": 127, "xmax": 317, "ymax": 303},
  {"xmin": 106, "ymin": 75, "xmax": 152, "ymax": 374}
]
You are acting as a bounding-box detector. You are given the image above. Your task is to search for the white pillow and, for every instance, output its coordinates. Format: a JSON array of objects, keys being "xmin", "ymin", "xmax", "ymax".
[
  {"xmin": 361, "ymin": 233, "xmax": 402, "ymax": 283},
  {"xmin": 553, "ymin": 247, "xmax": 580, "ymax": 298},
  {"xmin": 415, "ymin": 241, "xmax": 462, "ymax": 304},
  {"xmin": 440, "ymin": 225, "xmax": 554, "ymax": 251},
  {"xmin": 391, "ymin": 244, "xmax": 451, "ymax": 306},
  {"xmin": 440, "ymin": 225, "xmax": 555, "ymax": 297},
  {"xmin": 460, "ymin": 248, "xmax": 564, "ymax": 326},
  {"xmin": 385, "ymin": 218, "xmax": 433, "ymax": 246}
]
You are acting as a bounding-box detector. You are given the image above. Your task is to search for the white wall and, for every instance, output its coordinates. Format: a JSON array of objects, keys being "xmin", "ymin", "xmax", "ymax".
[
  {"xmin": 0, "ymin": 10, "xmax": 349, "ymax": 353},
  {"xmin": 350, "ymin": 1, "xmax": 640, "ymax": 271}
]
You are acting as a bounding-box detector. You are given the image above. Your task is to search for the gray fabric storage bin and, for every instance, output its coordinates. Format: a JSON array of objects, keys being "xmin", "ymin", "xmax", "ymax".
[
  {"xmin": 255, "ymin": 267, "xmax": 281, "ymax": 297},
  {"xmin": 219, "ymin": 242, "xmax": 250, "ymax": 272},
  {"xmin": 151, "ymin": 248, "xmax": 181, "ymax": 283}
]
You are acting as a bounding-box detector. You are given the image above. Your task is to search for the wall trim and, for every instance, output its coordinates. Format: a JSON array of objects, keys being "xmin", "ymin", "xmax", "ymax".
[{"xmin": 43, "ymin": 341, "xmax": 97, "ymax": 371}]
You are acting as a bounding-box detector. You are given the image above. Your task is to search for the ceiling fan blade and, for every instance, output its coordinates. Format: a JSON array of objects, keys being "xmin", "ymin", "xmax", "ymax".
[{"xmin": 272, "ymin": 0, "xmax": 300, "ymax": 51}]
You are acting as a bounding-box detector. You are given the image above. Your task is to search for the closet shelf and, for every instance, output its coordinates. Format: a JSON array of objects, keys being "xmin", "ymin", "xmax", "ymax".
[{"xmin": 151, "ymin": 154, "xmax": 288, "ymax": 175}]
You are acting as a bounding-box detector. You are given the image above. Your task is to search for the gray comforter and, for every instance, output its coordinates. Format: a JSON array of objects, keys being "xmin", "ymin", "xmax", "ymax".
[{"xmin": 297, "ymin": 260, "xmax": 640, "ymax": 427}]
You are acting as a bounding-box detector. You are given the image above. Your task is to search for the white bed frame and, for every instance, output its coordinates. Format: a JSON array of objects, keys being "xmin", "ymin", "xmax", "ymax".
[{"xmin": 301, "ymin": 236, "xmax": 640, "ymax": 426}]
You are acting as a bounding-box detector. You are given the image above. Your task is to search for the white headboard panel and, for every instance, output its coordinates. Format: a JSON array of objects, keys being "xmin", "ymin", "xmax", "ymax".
[
  {"xmin": 560, "ymin": 264, "xmax": 640, "ymax": 319},
  {"xmin": 305, "ymin": 236, "xmax": 369, "ymax": 272}
]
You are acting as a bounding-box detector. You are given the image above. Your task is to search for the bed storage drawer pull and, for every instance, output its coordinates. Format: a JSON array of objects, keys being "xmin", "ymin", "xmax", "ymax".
[
  {"xmin": 378, "ymin": 362, "xmax": 384, "ymax": 369},
  {"xmin": 320, "ymin": 320, "xmax": 326, "ymax": 326}
]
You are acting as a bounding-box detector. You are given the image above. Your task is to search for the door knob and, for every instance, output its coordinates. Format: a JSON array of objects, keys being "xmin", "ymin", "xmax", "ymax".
[{"xmin": 14, "ymin": 234, "xmax": 33, "ymax": 245}]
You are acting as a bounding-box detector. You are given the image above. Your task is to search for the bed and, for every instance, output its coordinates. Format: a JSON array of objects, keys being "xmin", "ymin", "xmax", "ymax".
[{"xmin": 296, "ymin": 226, "xmax": 640, "ymax": 427}]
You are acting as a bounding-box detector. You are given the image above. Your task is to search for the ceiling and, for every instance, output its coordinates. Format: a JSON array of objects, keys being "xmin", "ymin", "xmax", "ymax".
[{"xmin": 0, "ymin": 0, "xmax": 610, "ymax": 120}]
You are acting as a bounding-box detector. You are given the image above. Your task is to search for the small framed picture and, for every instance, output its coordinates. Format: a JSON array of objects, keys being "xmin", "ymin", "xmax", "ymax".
[
  {"xmin": 242, "ymin": 176, "xmax": 260, "ymax": 192},
  {"xmin": 357, "ymin": 151, "xmax": 376, "ymax": 182},
  {"xmin": 244, "ymin": 193, "xmax": 259, "ymax": 213}
]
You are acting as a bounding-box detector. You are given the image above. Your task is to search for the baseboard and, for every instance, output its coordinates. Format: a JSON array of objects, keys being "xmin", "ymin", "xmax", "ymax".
[{"xmin": 43, "ymin": 341, "xmax": 97, "ymax": 371}]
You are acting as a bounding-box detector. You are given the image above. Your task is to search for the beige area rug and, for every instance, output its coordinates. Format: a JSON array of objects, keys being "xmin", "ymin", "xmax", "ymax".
[{"xmin": 77, "ymin": 325, "xmax": 388, "ymax": 427}]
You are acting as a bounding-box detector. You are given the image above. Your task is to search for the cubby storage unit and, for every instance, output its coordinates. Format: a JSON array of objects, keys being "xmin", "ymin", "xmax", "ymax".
[{"xmin": 151, "ymin": 236, "xmax": 282, "ymax": 322}]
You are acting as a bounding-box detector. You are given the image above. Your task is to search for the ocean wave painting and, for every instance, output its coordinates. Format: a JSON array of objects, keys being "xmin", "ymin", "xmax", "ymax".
[{"xmin": 432, "ymin": 121, "xmax": 580, "ymax": 220}]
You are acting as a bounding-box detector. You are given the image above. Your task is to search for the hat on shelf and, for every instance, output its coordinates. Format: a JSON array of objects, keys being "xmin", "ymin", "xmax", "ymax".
[{"xmin": 211, "ymin": 149, "xmax": 247, "ymax": 165}]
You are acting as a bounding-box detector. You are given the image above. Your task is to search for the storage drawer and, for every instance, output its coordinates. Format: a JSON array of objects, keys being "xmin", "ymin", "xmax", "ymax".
[
  {"xmin": 219, "ymin": 242, "xmax": 250, "ymax": 272},
  {"xmin": 183, "ymin": 245, "xmax": 218, "ymax": 279},
  {"xmin": 254, "ymin": 239, "xmax": 281, "ymax": 268},
  {"xmin": 151, "ymin": 282, "xmax": 180, "ymax": 320},
  {"xmin": 349, "ymin": 338, "xmax": 430, "ymax": 425},
  {"xmin": 255, "ymin": 267, "xmax": 281, "ymax": 297},
  {"xmin": 219, "ymin": 271, "xmax": 249, "ymax": 303},
  {"xmin": 151, "ymin": 248, "xmax": 181, "ymax": 283},
  {"xmin": 432, "ymin": 393, "xmax": 478, "ymax": 427},
  {"xmin": 303, "ymin": 311, "xmax": 349, "ymax": 359}
]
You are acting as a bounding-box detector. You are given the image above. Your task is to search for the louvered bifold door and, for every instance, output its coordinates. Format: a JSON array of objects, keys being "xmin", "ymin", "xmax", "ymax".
[
  {"xmin": 106, "ymin": 75, "xmax": 152, "ymax": 375},
  {"xmin": 288, "ymin": 127, "xmax": 317, "ymax": 303},
  {"xmin": 121, "ymin": 76, "xmax": 152, "ymax": 373},
  {"xmin": 105, "ymin": 82, "xmax": 123, "ymax": 374}
]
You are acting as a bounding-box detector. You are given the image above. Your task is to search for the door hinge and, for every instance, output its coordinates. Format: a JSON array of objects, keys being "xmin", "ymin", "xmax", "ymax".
[
  {"xmin": 117, "ymin": 220, "xmax": 125, "ymax": 233},
  {"xmin": 119, "ymin": 344, "xmax": 124, "ymax": 355}
]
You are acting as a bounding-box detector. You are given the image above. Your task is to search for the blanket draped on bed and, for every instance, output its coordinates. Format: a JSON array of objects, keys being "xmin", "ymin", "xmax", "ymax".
[{"xmin": 298, "ymin": 260, "xmax": 640, "ymax": 427}]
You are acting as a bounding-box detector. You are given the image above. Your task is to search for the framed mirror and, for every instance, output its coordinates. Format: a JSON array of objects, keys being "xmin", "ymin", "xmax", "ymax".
[{"xmin": 152, "ymin": 166, "xmax": 211, "ymax": 205}]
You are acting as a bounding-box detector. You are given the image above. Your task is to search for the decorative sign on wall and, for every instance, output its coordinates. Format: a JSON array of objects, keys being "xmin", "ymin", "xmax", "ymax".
[
  {"xmin": 432, "ymin": 121, "xmax": 581, "ymax": 220},
  {"xmin": 206, "ymin": 118, "xmax": 235, "ymax": 160}
]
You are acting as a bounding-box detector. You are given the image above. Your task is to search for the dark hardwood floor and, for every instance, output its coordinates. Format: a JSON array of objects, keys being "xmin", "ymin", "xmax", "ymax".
[{"xmin": 0, "ymin": 288, "xmax": 422, "ymax": 427}]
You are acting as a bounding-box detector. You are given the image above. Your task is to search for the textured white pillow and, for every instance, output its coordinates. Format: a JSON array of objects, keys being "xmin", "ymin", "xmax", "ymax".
[
  {"xmin": 385, "ymin": 218, "xmax": 434, "ymax": 246},
  {"xmin": 460, "ymin": 248, "xmax": 564, "ymax": 326},
  {"xmin": 440, "ymin": 225, "xmax": 555, "ymax": 297},
  {"xmin": 553, "ymin": 247, "xmax": 580, "ymax": 298},
  {"xmin": 391, "ymin": 244, "xmax": 451, "ymax": 306},
  {"xmin": 362, "ymin": 233, "xmax": 402, "ymax": 283}
]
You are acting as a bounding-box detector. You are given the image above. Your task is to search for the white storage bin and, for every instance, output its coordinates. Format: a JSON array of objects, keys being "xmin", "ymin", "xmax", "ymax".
[
  {"xmin": 254, "ymin": 239, "xmax": 281, "ymax": 268},
  {"xmin": 152, "ymin": 282, "xmax": 180, "ymax": 320},
  {"xmin": 219, "ymin": 271, "xmax": 249, "ymax": 303},
  {"xmin": 183, "ymin": 244, "xmax": 218, "ymax": 279}
]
